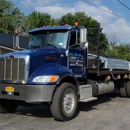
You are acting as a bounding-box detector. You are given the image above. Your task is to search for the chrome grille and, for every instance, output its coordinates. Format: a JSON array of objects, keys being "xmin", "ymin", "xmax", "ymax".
[{"xmin": 0, "ymin": 58, "xmax": 26, "ymax": 82}]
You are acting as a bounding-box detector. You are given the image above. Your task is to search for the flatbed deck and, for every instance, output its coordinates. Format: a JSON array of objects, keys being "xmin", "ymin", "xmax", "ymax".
[
  {"xmin": 88, "ymin": 53, "xmax": 130, "ymax": 70},
  {"xmin": 88, "ymin": 68, "xmax": 130, "ymax": 76}
]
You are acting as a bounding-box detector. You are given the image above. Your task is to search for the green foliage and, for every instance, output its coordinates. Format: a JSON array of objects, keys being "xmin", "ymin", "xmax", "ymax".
[
  {"xmin": 51, "ymin": 18, "xmax": 59, "ymax": 25},
  {"xmin": 28, "ymin": 11, "xmax": 51, "ymax": 27},
  {"xmin": 59, "ymin": 12, "xmax": 97, "ymax": 27},
  {"xmin": 20, "ymin": 11, "xmax": 53, "ymax": 34},
  {"xmin": 58, "ymin": 13, "xmax": 75, "ymax": 25},
  {"xmin": 99, "ymin": 32, "xmax": 109, "ymax": 54},
  {"xmin": 106, "ymin": 42, "xmax": 130, "ymax": 61},
  {"xmin": 21, "ymin": 11, "xmax": 51, "ymax": 31},
  {"xmin": 0, "ymin": 0, "xmax": 24, "ymax": 34}
]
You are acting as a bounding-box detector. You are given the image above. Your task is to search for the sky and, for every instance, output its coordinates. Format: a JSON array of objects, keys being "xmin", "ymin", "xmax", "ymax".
[{"xmin": 10, "ymin": 0, "xmax": 130, "ymax": 45}]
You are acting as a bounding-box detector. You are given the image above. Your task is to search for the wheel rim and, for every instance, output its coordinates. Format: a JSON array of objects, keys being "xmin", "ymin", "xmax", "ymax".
[{"xmin": 62, "ymin": 89, "xmax": 75, "ymax": 116}]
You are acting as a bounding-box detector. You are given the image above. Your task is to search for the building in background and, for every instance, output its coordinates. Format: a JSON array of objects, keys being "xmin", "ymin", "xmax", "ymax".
[{"xmin": 0, "ymin": 33, "xmax": 29, "ymax": 55}]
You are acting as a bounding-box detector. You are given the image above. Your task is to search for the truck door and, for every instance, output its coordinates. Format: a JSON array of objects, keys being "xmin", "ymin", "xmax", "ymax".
[{"xmin": 68, "ymin": 32, "xmax": 87, "ymax": 77}]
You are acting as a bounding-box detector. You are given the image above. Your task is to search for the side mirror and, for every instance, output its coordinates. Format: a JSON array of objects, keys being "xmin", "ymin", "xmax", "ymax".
[
  {"xmin": 80, "ymin": 41, "xmax": 88, "ymax": 49},
  {"xmin": 80, "ymin": 28, "xmax": 87, "ymax": 43},
  {"xmin": 65, "ymin": 49, "xmax": 69, "ymax": 57}
]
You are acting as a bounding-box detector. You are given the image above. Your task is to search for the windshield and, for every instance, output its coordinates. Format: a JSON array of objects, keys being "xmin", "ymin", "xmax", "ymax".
[{"xmin": 29, "ymin": 30, "xmax": 68, "ymax": 48}]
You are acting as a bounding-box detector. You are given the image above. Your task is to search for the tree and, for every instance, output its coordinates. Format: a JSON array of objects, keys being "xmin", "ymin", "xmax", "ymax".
[
  {"xmin": 58, "ymin": 12, "xmax": 109, "ymax": 54},
  {"xmin": 106, "ymin": 42, "xmax": 130, "ymax": 61},
  {"xmin": 58, "ymin": 13, "xmax": 75, "ymax": 25},
  {"xmin": 20, "ymin": 12, "xmax": 61, "ymax": 35},
  {"xmin": 20, "ymin": 11, "xmax": 51, "ymax": 34},
  {"xmin": 0, "ymin": 0, "xmax": 24, "ymax": 34},
  {"xmin": 19, "ymin": 16, "xmax": 31, "ymax": 36},
  {"xmin": 99, "ymin": 32, "xmax": 109, "ymax": 54},
  {"xmin": 51, "ymin": 18, "xmax": 59, "ymax": 25}
]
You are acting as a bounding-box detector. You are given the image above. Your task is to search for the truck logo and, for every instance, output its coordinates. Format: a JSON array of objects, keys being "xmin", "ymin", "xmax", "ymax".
[{"xmin": 69, "ymin": 53, "xmax": 82, "ymax": 57}]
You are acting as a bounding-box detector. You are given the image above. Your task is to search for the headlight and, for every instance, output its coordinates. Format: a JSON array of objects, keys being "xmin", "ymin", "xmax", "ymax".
[{"xmin": 33, "ymin": 75, "xmax": 59, "ymax": 83}]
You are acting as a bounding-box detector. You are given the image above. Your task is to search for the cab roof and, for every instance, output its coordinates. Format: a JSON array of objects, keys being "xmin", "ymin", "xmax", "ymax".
[{"xmin": 28, "ymin": 25, "xmax": 74, "ymax": 33}]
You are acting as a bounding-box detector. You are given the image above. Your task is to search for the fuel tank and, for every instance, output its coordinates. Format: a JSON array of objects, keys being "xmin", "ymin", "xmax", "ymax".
[{"xmin": 87, "ymin": 79, "xmax": 115, "ymax": 96}]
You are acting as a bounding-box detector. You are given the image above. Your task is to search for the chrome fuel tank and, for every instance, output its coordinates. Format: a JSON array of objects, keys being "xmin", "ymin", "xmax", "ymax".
[{"xmin": 87, "ymin": 80, "xmax": 115, "ymax": 96}]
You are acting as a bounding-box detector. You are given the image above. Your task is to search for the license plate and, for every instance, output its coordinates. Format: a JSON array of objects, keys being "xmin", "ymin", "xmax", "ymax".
[{"xmin": 5, "ymin": 86, "xmax": 14, "ymax": 92}]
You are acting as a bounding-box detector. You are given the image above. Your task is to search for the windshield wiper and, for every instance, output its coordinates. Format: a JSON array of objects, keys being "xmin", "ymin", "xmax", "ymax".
[
  {"xmin": 29, "ymin": 43, "xmax": 58, "ymax": 49},
  {"xmin": 14, "ymin": 46, "xmax": 25, "ymax": 50},
  {"xmin": 43, "ymin": 43, "xmax": 58, "ymax": 49}
]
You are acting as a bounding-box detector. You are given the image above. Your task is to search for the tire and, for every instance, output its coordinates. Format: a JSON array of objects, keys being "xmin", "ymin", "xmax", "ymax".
[
  {"xmin": 119, "ymin": 80, "xmax": 127, "ymax": 97},
  {"xmin": 126, "ymin": 80, "xmax": 130, "ymax": 97},
  {"xmin": 50, "ymin": 83, "xmax": 78, "ymax": 121},
  {"xmin": 0, "ymin": 99, "xmax": 18, "ymax": 113}
]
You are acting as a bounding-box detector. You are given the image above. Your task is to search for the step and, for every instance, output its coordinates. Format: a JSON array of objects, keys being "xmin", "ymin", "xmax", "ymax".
[{"xmin": 79, "ymin": 97, "xmax": 97, "ymax": 102}]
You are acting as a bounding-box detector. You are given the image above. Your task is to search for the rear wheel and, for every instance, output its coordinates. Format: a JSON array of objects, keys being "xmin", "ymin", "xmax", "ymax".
[
  {"xmin": 119, "ymin": 79, "xmax": 130, "ymax": 98},
  {"xmin": 119, "ymin": 79, "xmax": 127, "ymax": 97},
  {"xmin": 126, "ymin": 80, "xmax": 130, "ymax": 97},
  {"xmin": 51, "ymin": 83, "xmax": 78, "ymax": 121},
  {"xmin": 0, "ymin": 99, "xmax": 18, "ymax": 113}
]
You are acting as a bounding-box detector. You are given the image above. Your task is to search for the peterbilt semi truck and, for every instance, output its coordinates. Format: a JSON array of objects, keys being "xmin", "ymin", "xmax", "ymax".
[{"xmin": 0, "ymin": 23, "xmax": 130, "ymax": 121}]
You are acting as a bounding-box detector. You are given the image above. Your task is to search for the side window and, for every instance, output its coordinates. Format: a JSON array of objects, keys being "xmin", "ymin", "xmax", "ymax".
[
  {"xmin": 70, "ymin": 33, "xmax": 76, "ymax": 46},
  {"xmin": 69, "ymin": 33, "xmax": 80, "ymax": 49}
]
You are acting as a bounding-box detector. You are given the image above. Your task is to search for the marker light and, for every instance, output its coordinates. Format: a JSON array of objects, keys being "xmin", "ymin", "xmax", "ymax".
[
  {"xmin": 45, "ymin": 55, "xmax": 56, "ymax": 61},
  {"xmin": 9, "ymin": 55, "xmax": 15, "ymax": 59},
  {"xmin": 22, "ymin": 80, "xmax": 26, "ymax": 84},
  {"xmin": 74, "ymin": 22, "xmax": 79, "ymax": 26},
  {"xmin": 14, "ymin": 29, "xmax": 18, "ymax": 34},
  {"xmin": 50, "ymin": 76, "xmax": 59, "ymax": 82},
  {"xmin": 33, "ymin": 75, "xmax": 59, "ymax": 83}
]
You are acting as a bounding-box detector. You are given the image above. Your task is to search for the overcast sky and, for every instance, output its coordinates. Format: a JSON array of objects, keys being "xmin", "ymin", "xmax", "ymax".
[{"xmin": 11, "ymin": 0, "xmax": 130, "ymax": 44}]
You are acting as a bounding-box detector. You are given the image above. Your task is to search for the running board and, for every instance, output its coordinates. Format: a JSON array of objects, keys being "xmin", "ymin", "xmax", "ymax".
[{"xmin": 79, "ymin": 97, "xmax": 97, "ymax": 102}]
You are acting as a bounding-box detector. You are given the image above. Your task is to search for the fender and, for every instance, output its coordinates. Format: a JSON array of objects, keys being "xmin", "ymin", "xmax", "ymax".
[
  {"xmin": 56, "ymin": 73, "xmax": 78, "ymax": 88},
  {"xmin": 27, "ymin": 63, "xmax": 76, "ymax": 85}
]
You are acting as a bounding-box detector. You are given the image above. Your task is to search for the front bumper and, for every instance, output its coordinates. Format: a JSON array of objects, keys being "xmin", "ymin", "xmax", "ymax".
[{"xmin": 0, "ymin": 84, "xmax": 56, "ymax": 102}]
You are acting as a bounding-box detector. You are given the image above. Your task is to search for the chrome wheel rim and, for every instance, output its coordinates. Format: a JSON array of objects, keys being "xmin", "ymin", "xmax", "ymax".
[{"xmin": 62, "ymin": 89, "xmax": 75, "ymax": 115}]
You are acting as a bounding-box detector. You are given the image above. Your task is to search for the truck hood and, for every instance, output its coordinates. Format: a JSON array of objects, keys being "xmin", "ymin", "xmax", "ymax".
[
  {"xmin": 0, "ymin": 47, "xmax": 61, "ymax": 59},
  {"xmin": 0, "ymin": 47, "xmax": 61, "ymax": 76}
]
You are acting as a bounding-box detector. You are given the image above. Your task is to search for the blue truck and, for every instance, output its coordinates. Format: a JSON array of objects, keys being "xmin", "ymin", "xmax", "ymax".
[{"xmin": 0, "ymin": 24, "xmax": 130, "ymax": 121}]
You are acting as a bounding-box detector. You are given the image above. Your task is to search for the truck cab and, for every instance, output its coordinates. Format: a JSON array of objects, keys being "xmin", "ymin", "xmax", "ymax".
[{"xmin": 28, "ymin": 25, "xmax": 88, "ymax": 78}]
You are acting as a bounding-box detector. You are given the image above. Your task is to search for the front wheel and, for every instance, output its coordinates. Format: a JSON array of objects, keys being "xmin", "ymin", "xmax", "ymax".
[{"xmin": 51, "ymin": 83, "xmax": 78, "ymax": 121}]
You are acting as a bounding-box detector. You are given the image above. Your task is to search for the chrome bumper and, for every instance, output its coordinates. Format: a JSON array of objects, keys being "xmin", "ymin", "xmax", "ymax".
[{"xmin": 0, "ymin": 84, "xmax": 56, "ymax": 102}]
